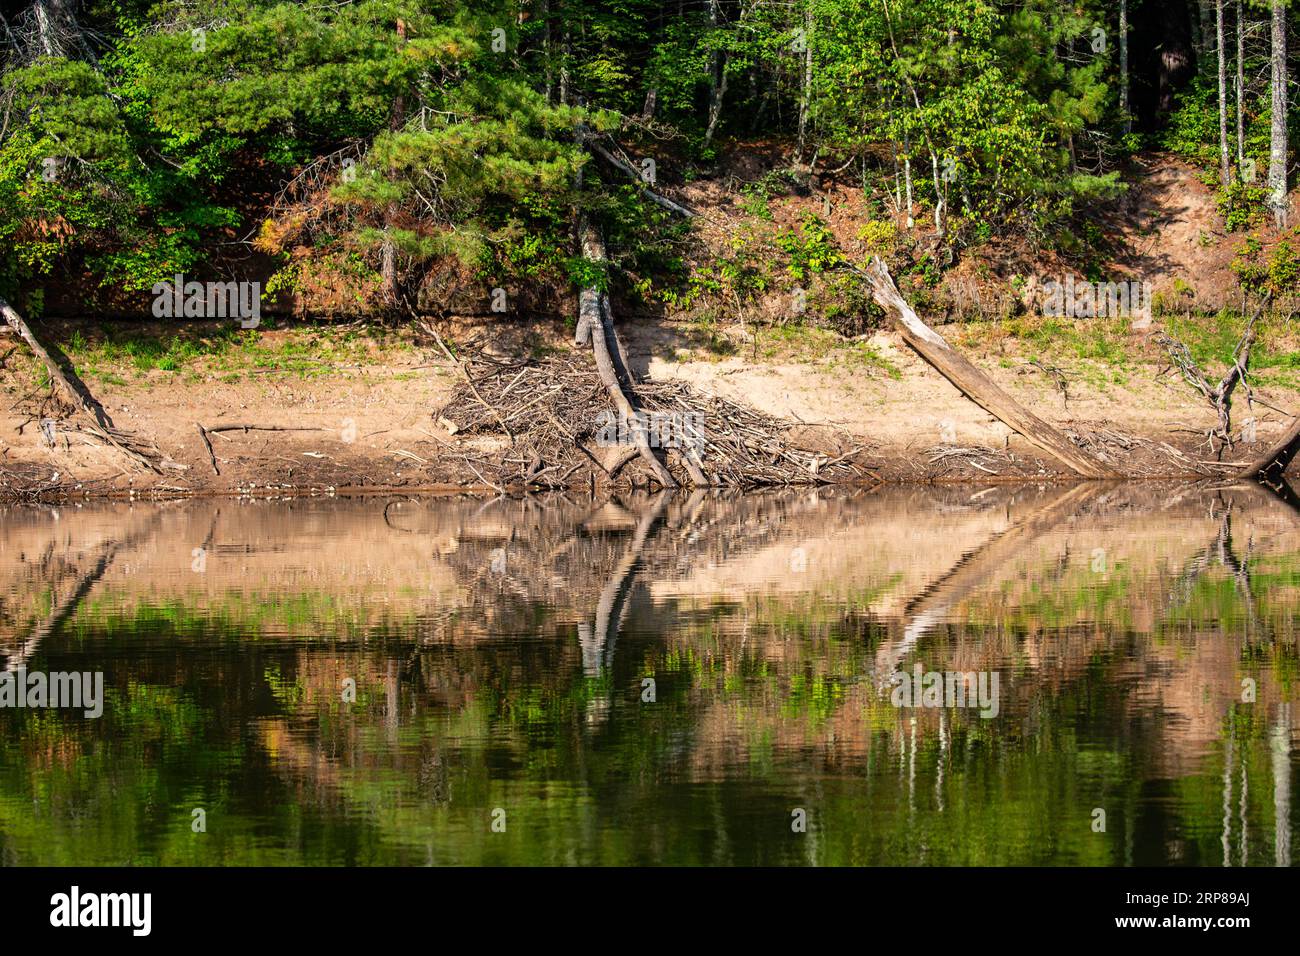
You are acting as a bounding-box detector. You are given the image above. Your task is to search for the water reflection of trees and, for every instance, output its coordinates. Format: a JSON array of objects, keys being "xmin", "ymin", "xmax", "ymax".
[{"xmin": 0, "ymin": 485, "xmax": 1297, "ymax": 864}]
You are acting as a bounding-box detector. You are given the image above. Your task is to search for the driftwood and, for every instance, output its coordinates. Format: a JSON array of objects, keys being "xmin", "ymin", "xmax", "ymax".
[
  {"xmin": 860, "ymin": 259, "xmax": 1117, "ymax": 479},
  {"xmin": 436, "ymin": 349, "xmax": 869, "ymax": 489},
  {"xmin": 196, "ymin": 423, "xmax": 219, "ymax": 474},
  {"xmin": 423, "ymin": 321, "xmax": 515, "ymax": 442},
  {"xmin": 194, "ymin": 422, "xmax": 326, "ymax": 477}
]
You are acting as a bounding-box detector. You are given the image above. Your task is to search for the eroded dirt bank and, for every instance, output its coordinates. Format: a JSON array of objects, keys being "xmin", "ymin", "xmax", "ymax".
[{"xmin": 3, "ymin": 311, "xmax": 1297, "ymax": 501}]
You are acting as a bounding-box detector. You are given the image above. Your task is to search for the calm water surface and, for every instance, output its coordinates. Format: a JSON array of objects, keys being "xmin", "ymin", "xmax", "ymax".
[{"xmin": 1, "ymin": 484, "xmax": 1297, "ymax": 865}]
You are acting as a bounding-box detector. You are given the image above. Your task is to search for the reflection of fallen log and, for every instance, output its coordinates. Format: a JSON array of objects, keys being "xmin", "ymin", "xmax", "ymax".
[
  {"xmin": 2, "ymin": 509, "xmax": 166, "ymax": 671},
  {"xmin": 581, "ymin": 492, "xmax": 670, "ymax": 675},
  {"xmin": 875, "ymin": 483, "xmax": 1103, "ymax": 681},
  {"xmin": 3, "ymin": 542, "xmax": 118, "ymax": 673},
  {"xmin": 859, "ymin": 259, "xmax": 1116, "ymax": 479}
]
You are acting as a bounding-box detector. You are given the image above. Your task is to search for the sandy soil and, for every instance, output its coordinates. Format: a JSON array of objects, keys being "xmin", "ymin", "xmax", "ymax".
[{"xmin": 2, "ymin": 308, "xmax": 1293, "ymax": 500}]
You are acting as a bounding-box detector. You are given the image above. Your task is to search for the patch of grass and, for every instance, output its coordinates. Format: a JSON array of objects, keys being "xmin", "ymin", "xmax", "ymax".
[
  {"xmin": 56, "ymin": 321, "xmax": 415, "ymax": 383},
  {"xmin": 756, "ymin": 323, "xmax": 901, "ymax": 378},
  {"xmin": 966, "ymin": 313, "xmax": 1137, "ymax": 369}
]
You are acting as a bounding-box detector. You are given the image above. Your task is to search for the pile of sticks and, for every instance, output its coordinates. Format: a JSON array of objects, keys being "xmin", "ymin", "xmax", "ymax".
[{"xmin": 432, "ymin": 347, "xmax": 872, "ymax": 490}]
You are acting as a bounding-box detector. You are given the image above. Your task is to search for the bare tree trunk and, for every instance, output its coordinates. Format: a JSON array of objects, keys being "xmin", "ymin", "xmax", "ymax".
[
  {"xmin": 641, "ymin": 87, "xmax": 657, "ymax": 122},
  {"xmin": 860, "ymin": 260, "xmax": 1117, "ymax": 478},
  {"xmin": 929, "ymin": 150, "xmax": 945, "ymax": 238},
  {"xmin": 1120, "ymin": 0, "xmax": 1132, "ymax": 135},
  {"xmin": 881, "ymin": 0, "xmax": 942, "ymax": 237},
  {"xmin": 892, "ymin": 138, "xmax": 903, "ymax": 217},
  {"xmin": 704, "ymin": 60, "xmax": 728, "ymax": 146},
  {"xmin": 1270, "ymin": 0, "xmax": 1288, "ymax": 227},
  {"xmin": 577, "ymin": 217, "xmax": 678, "ymax": 488},
  {"xmin": 1218, "ymin": 0, "xmax": 1232, "ymax": 188},
  {"xmin": 1200, "ymin": 0, "xmax": 1216, "ymax": 57},
  {"xmin": 1, "ymin": 297, "xmax": 159, "ymax": 471},
  {"xmin": 902, "ymin": 127, "xmax": 915, "ymax": 228},
  {"xmin": 796, "ymin": 4, "xmax": 813, "ymax": 160},
  {"xmin": 32, "ymin": 0, "xmax": 67, "ymax": 57},
  {"xmin": 541, "ymin": 0, "xmax": 553, "ymax": 104},
  {"xmin": 559, "ymin": 26, "xmax": 570, "ymax": 105},
  {"xmin": 1237, "ymin": 0, "xmax": 1247, "ymax": 169},
  {"xmin": 381, "ymin": 18, "xmax": 408, "ymax": 303},
  {"xmin": 704, "ymin": 0, "xmax": 725, "ymax": 147}
]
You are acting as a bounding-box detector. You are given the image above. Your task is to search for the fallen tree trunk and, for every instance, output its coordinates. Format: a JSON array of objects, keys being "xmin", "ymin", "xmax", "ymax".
[
  {"xmin": 1238, "ymin": 415, "xmax": 1300, "ymax": 482},
  {"xmin": 578, "ymin": 215, "xmax": 679, "ymax": 488},
  {"xmin": 2, "ymin": 295, "xmax": 160, "ymax": 472},
  {"xmin": 3, "ymin": 296, "xmax": 102, "ymax": 420},
  {"xmin": 860, "ymin": 259, "xmax": 1118, "ymax": 479}
]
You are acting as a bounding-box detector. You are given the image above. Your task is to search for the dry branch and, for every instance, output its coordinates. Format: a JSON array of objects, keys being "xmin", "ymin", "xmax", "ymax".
[{"xmin": 579, "ymin": 132, "xmax": 699, "ymax": 218}]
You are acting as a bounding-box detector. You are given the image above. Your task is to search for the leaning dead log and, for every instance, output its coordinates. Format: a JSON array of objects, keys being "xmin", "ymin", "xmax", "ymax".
[
  {"xmin": 1, "ymin": 295, "xmax": 161, "ymax": 472},
  {"xmin": 1238, "ymin": 415, "xmax": 1300, "ymax": 483},
  {"xmin": 3, "ymin": 296, "xmax": 118, "ymax": 431},
  {"xmin": 860, "ymin": 259, "xmax": 1117, "ymax": 479},
  {"xmin": 578, "ymin": 215, "xmax": 679, "ymax": 488}
]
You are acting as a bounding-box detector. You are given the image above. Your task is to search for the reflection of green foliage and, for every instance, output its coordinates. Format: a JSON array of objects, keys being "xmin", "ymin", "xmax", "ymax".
[{"xmin": 3, "ymin": 504, "xmax": 1300, "ymax": 865}]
